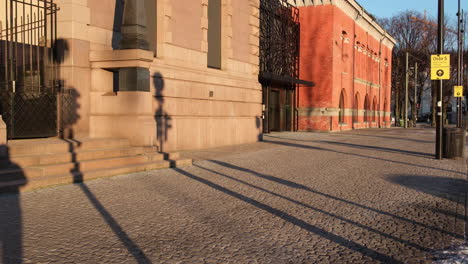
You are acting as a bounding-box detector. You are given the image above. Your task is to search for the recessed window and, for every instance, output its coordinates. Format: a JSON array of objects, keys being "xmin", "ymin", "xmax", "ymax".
[
  {"xmin": 208, "ymin": 0, "xmax": 222, "ymax": 69},
  {"xmin": 146, "ymin": 0, "xmax": 157, "ymax": 55},
  {"xmin": 339, "ymin": 89, "xmax": 345, "ymax": 124}
]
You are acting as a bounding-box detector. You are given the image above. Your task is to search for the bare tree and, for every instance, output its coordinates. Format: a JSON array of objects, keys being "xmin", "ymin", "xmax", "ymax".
[{"xmin": 380, "ymin": 11, "xmax": 456, "ymax": 126}]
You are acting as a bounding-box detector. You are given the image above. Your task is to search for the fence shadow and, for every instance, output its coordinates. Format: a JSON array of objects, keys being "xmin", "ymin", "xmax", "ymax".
[
  {"xmin": 194, "ymin": 163, "xmax": 433, "ymax": 253},
  {"xmin": 173, "ymin": 166, "xmax": 403, "ymax": 263},
  {"xmin": 209, "ymin": 159, "xmax": 464, "ymax": 239}
]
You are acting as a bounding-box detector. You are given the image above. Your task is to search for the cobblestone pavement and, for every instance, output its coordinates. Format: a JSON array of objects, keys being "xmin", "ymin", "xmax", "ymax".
[{"xmin": 0, "ymin": 128, "xmax": 467, "ymax": 263}]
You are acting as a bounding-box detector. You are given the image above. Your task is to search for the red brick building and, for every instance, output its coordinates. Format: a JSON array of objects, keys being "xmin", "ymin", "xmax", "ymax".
[{"xmin": 295, "ymin": 0, "xmax": 395, "ymax": 132}]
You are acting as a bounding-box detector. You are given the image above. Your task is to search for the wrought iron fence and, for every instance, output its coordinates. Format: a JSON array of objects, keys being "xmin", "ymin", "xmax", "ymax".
[
  {"xmin": 259, "ymin": 0, "xmax": 300, "ymax": 86},
  {"xmin": 0, "ymin": 0, "xmax": 62, "ymax": 139}
]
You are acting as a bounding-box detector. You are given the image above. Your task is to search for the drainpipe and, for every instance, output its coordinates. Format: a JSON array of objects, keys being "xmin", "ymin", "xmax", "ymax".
[{"xmin": 352, "ymin": 9, "xmax": 362, "ymax": 129}]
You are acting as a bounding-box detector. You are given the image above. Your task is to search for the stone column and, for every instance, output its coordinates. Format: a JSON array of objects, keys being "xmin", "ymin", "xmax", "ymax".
[{"xmin": 121, "ymin": 0, "xmax": 149, "ymax": 50}]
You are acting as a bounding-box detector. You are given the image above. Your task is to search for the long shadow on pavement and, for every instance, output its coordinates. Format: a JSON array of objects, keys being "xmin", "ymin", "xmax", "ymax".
[
  {"xmin": 66, "ymin": 140, "xmax": 151, "ymax": 264},
  {"xmin": 209, "ymin": 160, "xmax": 464, "ymax": 240},
  {"xmin": 319, "ymin": 140, "xmax": 432, "ymax": 158},
  {"xmin": 173, "ymin": 167, "xmax": 403, "ymax": 263},
  {"xmin": 334, "ymin": 132, "xmax": 434, "ymax": 144},
  {"xmin": 262, "ymin": 138, "xmax": 465, "ymax": 177},
  {"xmin": 387, "ymin": 175, "xmax": 467, "ymax": 204},
  {"xmin": 194, "ymin": 164, "xmax": 433, "ymax": 253},
  {"xmin": 268, "ymin": 135, "xmax": 432, "ymax": 158},
  {"xmin": 388, "ymin": 175, "xmax": 468, "ymax": 241}
]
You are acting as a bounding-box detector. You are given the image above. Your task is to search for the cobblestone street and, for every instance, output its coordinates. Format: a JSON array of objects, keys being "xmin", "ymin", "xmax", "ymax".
[{"xmin": 0, "ymin": 128, "xmax": 467, "ymax": 263}]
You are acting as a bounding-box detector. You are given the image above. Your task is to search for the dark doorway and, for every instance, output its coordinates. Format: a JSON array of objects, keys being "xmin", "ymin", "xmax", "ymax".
[
  {"xmin": 267, "ymin": 85, "xmax": 294, "ymax": 132},
  {"xmin": 268, "ymin": 89, "xmax": 280, "ymax": 131}
]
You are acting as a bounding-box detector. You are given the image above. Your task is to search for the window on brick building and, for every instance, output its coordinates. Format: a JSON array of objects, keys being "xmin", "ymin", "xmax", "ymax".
[
  {"xmin": 341, "ymin": 31, "xmax": 348, "ymax": 61},
  {"xmin": 364, "ymin": 94, "xmax": 370, "ymax": 122},
  {"xmin": 339, "ymin": 89, "xmax": 345, "ymax": 124},
  {"xmin": 353, "ymin": 93, "xmax": 359, "ymax": 123},
  {"xmin": 384, "ymin": 98, "xmax": 388, "ymax": 122},
  {"xmin": 373, "ymin": 97, "xmax": 378, "ymax": 122},
  {"xmin": 208, "ymin": 0, "xmax": 222, "ymax": 69}
]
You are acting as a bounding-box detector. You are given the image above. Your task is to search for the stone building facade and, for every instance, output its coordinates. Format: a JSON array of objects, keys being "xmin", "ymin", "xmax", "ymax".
[
  {"xmin": 64, "ymin": 0, "xmax": 263, "ymax": 151},
  {"xmin": 0, "ymin": 0, "xmax": 395, "ymax": 151},
  {"xmin": 0, "ymin": 0, "xmax": 263, "ymax": 151}
]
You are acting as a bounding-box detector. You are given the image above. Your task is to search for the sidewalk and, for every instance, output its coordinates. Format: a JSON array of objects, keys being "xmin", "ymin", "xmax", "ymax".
[{"xmin": 0, "ymin": 127, "xmax": 466, "ymax": 263}]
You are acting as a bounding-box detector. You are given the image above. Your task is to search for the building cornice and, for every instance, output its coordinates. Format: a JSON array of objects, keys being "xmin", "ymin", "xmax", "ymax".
[{"xmin": 289, "ymin": 0, "xmax": 397, "ymax": 48}]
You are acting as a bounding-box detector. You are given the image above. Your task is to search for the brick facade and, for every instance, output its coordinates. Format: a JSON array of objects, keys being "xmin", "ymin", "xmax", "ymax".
[{"xmin": 294, "ymin": 0, "xmax": 395, "ymax": 132}]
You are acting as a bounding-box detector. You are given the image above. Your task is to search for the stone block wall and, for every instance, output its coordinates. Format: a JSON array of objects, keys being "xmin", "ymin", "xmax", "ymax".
[{"xmin": 53, "ymin": 0, "xmax": 262, "ymax": 151}]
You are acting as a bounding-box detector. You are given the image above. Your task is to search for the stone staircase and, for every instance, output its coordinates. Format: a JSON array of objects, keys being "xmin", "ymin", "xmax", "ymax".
[{"xmin": 0, "ymin": 138, "xmax": 192, "ymax": 192}]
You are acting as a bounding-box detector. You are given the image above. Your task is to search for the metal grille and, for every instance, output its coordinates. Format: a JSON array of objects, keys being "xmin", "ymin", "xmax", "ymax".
[
  {"xmin": 0, "ymin": 0, "xmax": 60, "ymax": 139},
  {"xmin": 259, "ymin": 0, "xmax": 300, "ymax": 86}
]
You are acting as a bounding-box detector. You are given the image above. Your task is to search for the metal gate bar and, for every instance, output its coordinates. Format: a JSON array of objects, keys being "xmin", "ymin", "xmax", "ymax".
[{"xmin": 0, "ymin": 0, "xmax": 60, "ymax": 139}]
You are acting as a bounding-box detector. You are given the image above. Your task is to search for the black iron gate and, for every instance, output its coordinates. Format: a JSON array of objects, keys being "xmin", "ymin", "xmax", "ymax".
[
  {"xmin": 259, "ymin": 0, "xmax": 300, "ymax": 85},
  {"xmin": 0, "ymin": 0, "xmax": 60, "ymax": 139}
]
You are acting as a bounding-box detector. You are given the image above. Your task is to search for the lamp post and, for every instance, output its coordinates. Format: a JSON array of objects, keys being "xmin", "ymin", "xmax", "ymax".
[
  {"xmin": 405, "ymin": 52, "xmax": 409, "ymax": 128},
  {"xmin": 414, "ymin": 62, "xmax": 418, "ymax": 127},
  {"xmin": 457, "ymin": 0, "xmax": 463, "ymax": 127},
  {"xmin": 435, "ymin": 0, "xmax": 444, "ymax": 160}
]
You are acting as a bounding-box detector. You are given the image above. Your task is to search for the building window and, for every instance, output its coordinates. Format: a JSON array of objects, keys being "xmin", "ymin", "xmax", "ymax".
[
  {"xmin": 373, "ymin": 97, "xmax": 377, "ymax": 122},
  {"xmin": 341, "ymin": 31, "xmax": 348, "ymax": 61},
  {"xmin": 339, "ymin": 89, "xmax": 345, "ymax": 124},
  {"xmin": 384, "ymin": 98, "xmax": 388, "ymax": 121},
  {"xmin": 146, "ymin": 0, "xmax": 157, "ymax": 55},
  {"xmin": 364, "ymin": 95, "xmax": 370, "ymax": 122},
  {"xmin": 353, "ymin": 93, "xmax": 359, "ymax": 123},
  {"xmin": 208, "ymin": 0, "xmax": 222, "ymax": 69}
]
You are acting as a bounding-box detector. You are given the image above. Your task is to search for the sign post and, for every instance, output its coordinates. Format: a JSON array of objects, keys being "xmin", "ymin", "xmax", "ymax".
[{"xmin": 435, "ymin": 0, "xmax": 445, "ymax": 160}]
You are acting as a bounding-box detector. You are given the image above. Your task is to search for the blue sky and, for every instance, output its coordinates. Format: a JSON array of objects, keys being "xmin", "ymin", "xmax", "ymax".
[{"xmin": 357, "ymin": 0, "xmax": 468, "ymax": 22}]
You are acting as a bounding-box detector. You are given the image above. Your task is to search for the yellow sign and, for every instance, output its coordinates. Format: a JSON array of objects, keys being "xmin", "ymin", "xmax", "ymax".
[
  {"xmin": 454, "ymin": 86, "xmax": 463, "ymax": 97},
  {"xmin": 431, "ymin": 54, "xmax": 450, "ymax": 80}
]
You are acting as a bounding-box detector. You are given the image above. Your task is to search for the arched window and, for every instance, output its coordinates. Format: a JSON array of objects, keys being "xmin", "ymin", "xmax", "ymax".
[
  {"xmin": 341, "ymin": 31, "xmax": 348, "ymax": 62},
  {"xmin": 383, "ymin": 98, "xmax": 388, "ymax": 122},
  {"xmin": 364, "ymin": 95, "xmax": 370, "ymax": 122},
  {"xmin": 353, "ymin": 93, "xmax": 359, "ymax": 123},
  {"xmin": 373, "ymin": 97, "xmax": 378, "ymax": 122},
  {"xmin": 339, "ymin": 89, "xmax": 345, "ymax": 124}
]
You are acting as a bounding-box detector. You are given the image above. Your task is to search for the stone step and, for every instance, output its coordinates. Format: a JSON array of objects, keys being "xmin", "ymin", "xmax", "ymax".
[
  {"xmin": 0, "ymin": 154, "xmax": 164, "ymax": 178},
  {"xmin": 6, "ymin": 138, "xmax": 131, "ymax": 156},
  {"xmin": 0, "ymin": 160, "xmax": 172, "ymax": 192},
  {"xmin": 7, "ymin": 146, "xmax": 158, "ymax": 167},
  {"xmin": 0, "ymin": 153, "xmax": 191, "ymax": 178}
]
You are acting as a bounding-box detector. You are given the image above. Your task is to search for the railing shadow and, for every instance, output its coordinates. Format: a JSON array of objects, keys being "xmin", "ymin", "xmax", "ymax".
[
  {"xmin": 194, "ymin": 163, "xmax": 433, "ymax": 253},
  {"xmin": 262, "ymin": 137, "xmax": 465, "ymax": 176},
  {"xmin": 208, "ymin": 159, "xmax": 464, "ymax": 239},
  {"xmin": 173, "ymin": 167, "xmax": 403, "ymax": 263},
  {"xmin": 68, "ymin": 140, "xmax": 151, "ymax": 263},
  {"xmin": 319, "ymin": 140, "xmax": 433, "ymax": 158}
]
